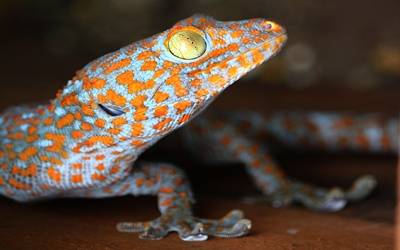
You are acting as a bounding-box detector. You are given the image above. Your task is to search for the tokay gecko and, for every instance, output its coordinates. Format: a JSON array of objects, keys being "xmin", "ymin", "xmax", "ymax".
[{"xmin": 0, "ymin": 14, "xmax": 396, "ymax": 241}]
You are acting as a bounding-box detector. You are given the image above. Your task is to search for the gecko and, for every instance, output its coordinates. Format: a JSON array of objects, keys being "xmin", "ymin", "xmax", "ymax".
[
  {"xmin": 0, "ymin": 14, "xmax": 395, "ymax": 241},
  {"xmin": 0, "ymin": 14, "xmax": 288, "ymax": 241}
]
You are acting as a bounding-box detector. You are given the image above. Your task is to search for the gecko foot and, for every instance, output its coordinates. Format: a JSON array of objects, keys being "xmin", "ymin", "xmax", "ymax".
[
  {"xmin": 116, "ymin": 209, "xmax": 251, "ymax": 241},
  {"xmin": 345, "ymin": 175, "xmax": 377, "ymax": 202},
  {"xmin": 241, "ymin": 175, "xmax": 376, "ymax": 213}
]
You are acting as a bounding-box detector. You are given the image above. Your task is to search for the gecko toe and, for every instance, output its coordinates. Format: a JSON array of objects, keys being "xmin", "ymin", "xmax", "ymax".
[{"xmin": 116, "ymin": 209, "xmax": 250, "ymax": 241}]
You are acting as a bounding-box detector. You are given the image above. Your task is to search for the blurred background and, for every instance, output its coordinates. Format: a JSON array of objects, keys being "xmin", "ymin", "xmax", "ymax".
[
  {"xmin": 0, "ymin": 1, "xmax": 398, "ymax": 249},
  {"xmin": 0, "ymin": 0, "xmax": 399, "ymax": 109}
]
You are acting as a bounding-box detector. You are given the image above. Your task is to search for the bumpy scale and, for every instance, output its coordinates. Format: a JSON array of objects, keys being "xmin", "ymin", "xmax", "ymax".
[{"xmin": 0, "ymin": 15, "xmax": 287, "ymax": 240}]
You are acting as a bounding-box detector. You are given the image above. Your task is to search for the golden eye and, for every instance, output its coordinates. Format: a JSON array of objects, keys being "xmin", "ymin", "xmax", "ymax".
[{"xmin": 168, "ymin": 30, "xmax": 206, "ymax": 60}]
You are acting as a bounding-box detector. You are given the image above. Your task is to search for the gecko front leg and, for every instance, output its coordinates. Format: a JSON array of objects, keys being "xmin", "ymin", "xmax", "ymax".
[{"xmin": 68, "ymin": 162, "xmax": 250, "ymax": 240}]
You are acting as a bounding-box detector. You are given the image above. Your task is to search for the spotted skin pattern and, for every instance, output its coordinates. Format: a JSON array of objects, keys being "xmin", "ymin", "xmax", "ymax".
[
  {"xmin": 183, "ymin": 111, "xmax": 397, "ymax": 211},
  {"xmin": 0, "ymin": 15, "xmax": 287, "ymax": 240}
]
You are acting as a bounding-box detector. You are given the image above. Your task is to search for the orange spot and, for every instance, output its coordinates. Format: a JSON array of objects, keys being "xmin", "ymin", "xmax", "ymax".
[
  {"xmin": 136, "ymin": 178, "xmax": 144, "ymax": 187},
  {"xmin": 96, "ymin": 163, "xmax": 105, "ymax": 171},
  {"xmin": 116, "ymin": 71, "xmax": 155, "ymax": 93},
  {"xmin": 178, "ymin": 114, "xmax": 191, "ymax": 124},
  {"xmin": 231, "ymin": 30, "xmax": 243, "ymax": 38},
  {"xmin": 137, "ymin": 51, "xmax": 155, "ymax": 60},
  {"xmin": 104, "ymin": 58, "xmax": 131, "ymax": 74},
  {"xmin": 91, "ymin": 173, "xmax": 106, "ymax": 181},
  {"xmin": 160, "ymin": 187, "xmax": 174, "ymax": 193},
  {"xmin": 39, "ymin": 155, "xmax": 61, "ymax": 165},
  {"xmin": 82, "ymin": 105, "xmax": 95, "ymax": 116},
  {"xmin": 228, "ymin": 66, "xmax": 238, "ymax": 78},
  {"xmin": 110, "ymin": 165, "xmax": 120, "ymax": 174},
  {"xmin": 154, "ymin": 106, "xmax": 169, "ymax": 117},
  {"xmin": 154, "ymin": 69, "xmax": 165, "ymax": 78},
  {"xmin": 108, "ymin": 128, "xmax": 121, "ymax": 135},
  {"xmin": 98, "ymin": 89, "xmax": 126, "ymax": 107},
  {"xmin": 208, "ymin": 74, "xmax": 225, "ymax": 86},
  {"xmin": 129, "ymin": 80, "xmax": 155, "ymax": 94},
  {"xmin": 86, "ymin": 136, "xmax": 114, "ymax": 146},
  {"xmin": 132, "ymin": 123, "xmax": 143, "ymax": 137},
  {"xmin": 237, "ymin": 54, "xmax": 250, "ymax": 68},
  {"xmin": 131, "ymin": 95, "xmax": 147, "ymax": 108},
  {"xmin": 81, "ymin": 122, "xmax": 93, "ymax": 131},
  {"xmin": 153, "ymin": 118, "xmax": 172, "ymax": 130},
  {"xmin": 0, "ymin": 163, "xmax": 7, "ymax": 170},
  {"xmin": 113, "ymin": 117, "xmax": 126, "ymax": 126},
  {"xmin": 56, "ymin": 113, "xmax": 74, "ymax": 129},
  {"xmin": 141, "ymin": 61, "xmax": 157, "ymax": 71},
  {"xmin": 252, "ymin": 49, "xmax": 264, "ymax": 64},
  {"xmin": 9, "ymin": 178, "xmax": 31, "ymax": 190},
  {"xmin": 47, "ymin": 167, "xmax": 61, "ymax": 182},
  {"xmin": 154, "ymin": 91, "xmax": 169, "ymax": 103},
  {"xmin": 11, "ymin": 164, "xmax": 37, "ymax": 177},
  {"xmin": 160, "ymin": 197, "xmax": 174, "ymax": 207},
  {"xmin": 71, "ymin": 130, "xmax": 83, "ymax": 139},
  {"xmin": 74, "ymin": 112, "xmax": 82, "ymax": 120},
  {"xmin": 44, "ymin": 133, "xmax": 65, "ymax": 142},
  {"xmin": 131, "ymin": 140, "xmax": 144, "ymax": 147},
  {"xmin": 92, "ymin": 78, "xmax": 106, "ymax": 89},
  {"xmin": 84, "ymin": 78, "xmax": 106, "ymax": 90},
  {"xmin": 45, "ymin": 133, "xmax": 65, "ymax": 153},
  {"xmin": 134, "ymin": 108, "xmax": 147, "ymax": 122},
  {"xmin": 19, "ymin": 147, "xmax": 38, "ymax": 161},
  {"xmin": 116, "ymin": 71, "xmax": 134, "ymax": 85},
  {"xmin": 61, "ymin": 93, "xmax": 79, "ymax": 106},
  {"xmin": 241, "ymin": 37, "xmax": 251, "ymax": 44},
  {"xmin": 71, "ymin": 174, "xmax": 82, "ymax": 183},
  {"xmin": 190, "ymin": 79, "xmax": 201, "ymax": 87},
  {"xmin": 8, "ymin": 133, "xmax": 24, "ymax": 140},
  {"xmin": 95, "ymin": 119, "xmax": 106, "ymax": 128},
  {"xmin": 95, "ymin": 155, "xmax": 105, "ymax": 160},
  {"xmin": 166, "ymin": 75, "xmax": 187, "ymax": 97},
  {"xmin": 174, "ymin": 101, "xmax": 192, "ymax": 113},
  {"xmin": 196, "ymin": 89, "xmax": 209, "ymax": 98},
  {"xmin": 71, "ymin": 163, "xmax": 83, "ymax": 169}
]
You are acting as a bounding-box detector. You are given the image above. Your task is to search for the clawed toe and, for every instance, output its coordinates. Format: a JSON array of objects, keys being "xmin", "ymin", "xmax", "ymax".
[
  {"xmin": 179, "ymin": 223, "xmax": 208, "ymax": 241},
  {"xmin": 318, "ymin": 188, "xmax": 347, "ymax": 212},
  {"xmin": 346, "ymin": 175, "xmax": 377, "ymax": 201},
  {"xmin": 116, "ymin": 209, "xmax": 251, "ymax": 241}
]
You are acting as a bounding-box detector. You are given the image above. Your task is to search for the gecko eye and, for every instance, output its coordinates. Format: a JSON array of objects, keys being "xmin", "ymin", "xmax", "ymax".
[
  {"xmin": 98, "ymin": 104, "xmax": 125, "ymax": 116},
  {"xmin": 167, "ymin": 28, "xmax": 207, "ymax": 60}
]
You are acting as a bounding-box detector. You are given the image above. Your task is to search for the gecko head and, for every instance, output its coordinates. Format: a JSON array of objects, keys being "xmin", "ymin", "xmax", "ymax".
[{"xmin": 55, "ymin": 14, "xmax": 286, "ymax": 148}]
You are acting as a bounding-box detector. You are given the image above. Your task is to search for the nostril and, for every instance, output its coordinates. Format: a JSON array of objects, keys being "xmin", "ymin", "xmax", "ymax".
[
  {"xmin": 262, "ymin": 21, "xmax": 273, "ymax": 30},
  {"xmin": 261, "ymin": 21, "xmax": 283, "ymax": 33}
]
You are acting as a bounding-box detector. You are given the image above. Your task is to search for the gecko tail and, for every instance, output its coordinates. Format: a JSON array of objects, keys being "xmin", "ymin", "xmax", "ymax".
[{"xmin": 243, "ymin": 111, "xmax": 399, "ymax": 154}]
